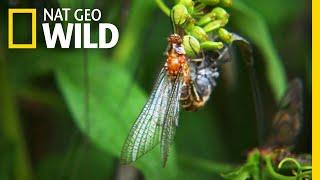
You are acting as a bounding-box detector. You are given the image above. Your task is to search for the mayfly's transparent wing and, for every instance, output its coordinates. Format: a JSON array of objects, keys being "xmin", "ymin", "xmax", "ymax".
[
  {"xmin": 121, "ymin": 68, "xmax": 171, "ymax": 164},
  {"xmin": 160, "ymin": 75, "xmax": 183, "ymax": 166},
  {"xmin": 266, "ymin": 78, "xmax": 303, "ymax": 147}
]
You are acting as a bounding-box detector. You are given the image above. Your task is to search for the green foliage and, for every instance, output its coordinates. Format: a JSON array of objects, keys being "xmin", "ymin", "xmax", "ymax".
[
  {"xmin": 239, "ymin": 0, "xmax": 302, "ymax": 26},
  {"xmin": 222, "ymin": 149, "xmax": 312, "ymax": 180},
  {"xmin": 36, "ymin": 144, "xmax": 114, "ymax": 180},
  {"xmin": 58, "ymin": 0, "xmax": 95, "ymax": 9},
  {"xmin": 231, "ymin": 1, "xmax": 288, "ymax": 102}
]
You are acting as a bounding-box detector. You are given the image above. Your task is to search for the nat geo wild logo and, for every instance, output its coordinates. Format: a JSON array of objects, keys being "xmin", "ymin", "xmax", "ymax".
[{"xmin": 8, "ymin": 8, "xmax": 119, "ymax": 49}]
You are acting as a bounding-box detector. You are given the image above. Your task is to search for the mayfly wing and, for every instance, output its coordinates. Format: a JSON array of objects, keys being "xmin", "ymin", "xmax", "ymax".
[
  {"xmin": 160, "ymin": 74, "xmax": 183, "ymax": 166},
  {"xmin": 120, "ymin": 68, "xmax": 170, "ymax": 164},
  {"xmin": 266, "ymin": 78, "xmax": 303, "ymax": 148}
]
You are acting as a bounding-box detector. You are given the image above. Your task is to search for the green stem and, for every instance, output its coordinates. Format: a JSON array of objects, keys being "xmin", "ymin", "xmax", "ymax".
[
  {"xmin": 0, "ymin": 58, "xmax": 33, "ymax": 180},
  {"xmin": 155, "ymin": 0, "xmax": 170, "ymax": 16},
  {"xmin": 264, "ymin": 156, "xmax": 296, "ymax": 180},
  {"xmin": 113, "ymin": 0, "xmax": 156, "ymax": 65}
]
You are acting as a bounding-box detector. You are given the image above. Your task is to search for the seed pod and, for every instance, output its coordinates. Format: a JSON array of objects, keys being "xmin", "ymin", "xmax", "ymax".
[
  {"xmin": 198, "ymin": 0, "xmax": 220, "ymax": 6},
  {"xmin": 218, "ymin": 28, "xmax": 232, "ymax": 44},
  {"xmin": 200, "ymin": 41, "xmax": 224, "ymax": 50},
  {"xmin": 203, "ymin": 20, "xmax": 222, "ymax": 32},
  {"xmin": 189, "ymin": 25, "xmax": 209, "ymax": 42},
  {"xmin": 220, "ymin": 0, "xmax": 232, "ymax": 7},
  {"xmin": 183, "ymin": 35, "xmax": 201, "ymax": 57},
  {"xmin": 171, "ymin": 4, "xmax": 189, "ymax": 25}
]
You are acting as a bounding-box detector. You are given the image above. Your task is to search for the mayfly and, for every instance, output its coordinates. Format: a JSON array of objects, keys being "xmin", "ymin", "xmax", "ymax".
[
  {"xmin": 120, "ymin": 34, "xmax": 230, "ymax": 166},
  {"xmin": 120, "ymin": 34, "xmax": 189, "ymax": 166}
]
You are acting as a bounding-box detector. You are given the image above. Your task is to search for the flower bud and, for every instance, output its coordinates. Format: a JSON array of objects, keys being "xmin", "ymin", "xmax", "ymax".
[
  {"xmin": 197, "ymin": 13, "xmax": 214, "ymax": 26},
  {"xmin": 211, "ymin": 7, "xmax": 229, "ymax": 21},
  {"xmin": 189, "ymin": 26, "xmax": 209, "ymax": 42},
  {"xmin": 179, "ymin": 0, "xmax": 194, "ymax": 12},
  {"xmin": 203, "ymin": 20, "xmax": 222, "ymax": 32},
  {"xmin": 220, "ymin": 0, "xmax": 232, "ymax": 7},
  {"xmin": 171, "ymin": 4, "xmax": 189, "ymax": 25},
  {"xmin": 200, "ymin": 41, "xmax": 224, "ymax": 50},
  {"xmin": 183, "ymin": 35, "xmax": 201, "ymax": 57},
  {"xmin": 218, "ymin": 28, "xmax": 232, "ymax": 44},
  {"xmin": 198, "ymin": 0, "xmax": 220, "ymax": 6}
]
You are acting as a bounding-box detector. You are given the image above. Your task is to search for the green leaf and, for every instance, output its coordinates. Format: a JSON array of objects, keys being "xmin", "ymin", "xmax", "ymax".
[
  {"xmin": 239, "ymin": 0, "xmax": 302, "ymax": 26},
  {"xmin": 36, "ymin": 144, "xmax": 115, "ymax": 180},
  {"xmin": 231, "ymin": 1, "xmax": 288, "ymax": 102},
  {"xmin": 52, "ymin": 50, "xmax": 178, "ymax": 179}
]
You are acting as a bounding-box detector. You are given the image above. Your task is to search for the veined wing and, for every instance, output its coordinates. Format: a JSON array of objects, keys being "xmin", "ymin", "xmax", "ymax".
[
  {"xmin": 160, "ymin": 74, "xmax": 183, "ymax": 166},
  {"xmin": 121, "ymin": 68, "xmax": 183, "ymax": 165}
]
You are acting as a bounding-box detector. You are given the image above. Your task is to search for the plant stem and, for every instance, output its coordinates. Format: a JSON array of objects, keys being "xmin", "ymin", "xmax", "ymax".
[
  {"xmin": 264, "ymin": 156, "xmax": 296, "ymax": 180},
  {"xmin": 155, "ymin": 0, "xmax": 170, "ymax": 16},
  {"xmin": 113, "ymin": 0, "xmax": 156, "ymax": 65},
  {"xmin": 0, "ymin": 58, "xmax": 33, "ymax": 180}
]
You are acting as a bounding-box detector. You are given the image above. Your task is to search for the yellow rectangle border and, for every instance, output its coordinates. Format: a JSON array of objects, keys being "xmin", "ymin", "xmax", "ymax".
[
  {"xmin": 313, "ymin": 0, "xmax": 318, "ymax": 179},
  {"xmin": 8, "ymin": 8, "xmax": 37, "ymax": 49}
]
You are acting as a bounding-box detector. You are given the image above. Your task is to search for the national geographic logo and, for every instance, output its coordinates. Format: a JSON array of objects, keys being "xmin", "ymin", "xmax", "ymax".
[
  {"xmin": 8, "ymin": 9, "xmax": 37, "ymax": 48},
  {"xmin": 8, "ymin": 8, "xmax": 119, "ymax": 49}
]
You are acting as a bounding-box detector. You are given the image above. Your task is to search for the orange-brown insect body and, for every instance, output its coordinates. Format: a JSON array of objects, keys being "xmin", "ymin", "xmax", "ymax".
[{"xmin": 165, "ymin": 34, "xmax": 189, "ymax": 81}]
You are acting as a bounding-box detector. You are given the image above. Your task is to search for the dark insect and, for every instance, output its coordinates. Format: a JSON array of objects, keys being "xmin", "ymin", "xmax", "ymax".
[
  {"xmin": 120, "ymin": 34, "xmax": 230, "ymax": 166},
  {"xmin": 181, "ymin": 47, "xmax": 230, "ymax": 111},
  {"xmin": 260, "ymin": 78, "xmax": 309, "ymax": 164},
  {"xmin": 265, "ymin": 78, "xmax": 303, "ymax": 148},
  {"xmin": 180, "ymin": 33, "xmax": 249, "ymax": 111}
]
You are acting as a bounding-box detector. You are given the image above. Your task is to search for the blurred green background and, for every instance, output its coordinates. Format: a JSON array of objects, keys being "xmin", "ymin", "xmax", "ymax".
[{"xmin": 0, "ymin": 0, "xmax": 311, "ymax": 179}]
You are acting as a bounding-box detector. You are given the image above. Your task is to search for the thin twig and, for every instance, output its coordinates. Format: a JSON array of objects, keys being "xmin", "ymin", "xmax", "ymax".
[{"xmin": 155, "ymin": 0, "xmax": 170, "ymax": 16}]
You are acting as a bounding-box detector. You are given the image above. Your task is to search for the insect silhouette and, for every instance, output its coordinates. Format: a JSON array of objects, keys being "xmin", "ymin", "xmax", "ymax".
[
  {"xmin": 120, "ymin": 34, "xmax": 231, "ymax": 166},
  {"xmin": 265, "ymin": 78, "xmax": 303, "ymax": 148},
  {"xmin": 223, "ymin": 78, "xmax": 310, "ymax": 179},
  {"xmin": 260, "ymin": 78, "xmax": 307, "ymax": 164}
]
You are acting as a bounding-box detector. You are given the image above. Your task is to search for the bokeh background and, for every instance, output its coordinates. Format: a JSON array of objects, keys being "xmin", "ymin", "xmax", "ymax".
[{"xmin": 0, "ymin": 0, "xmax": 311, "ymax": 179}]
